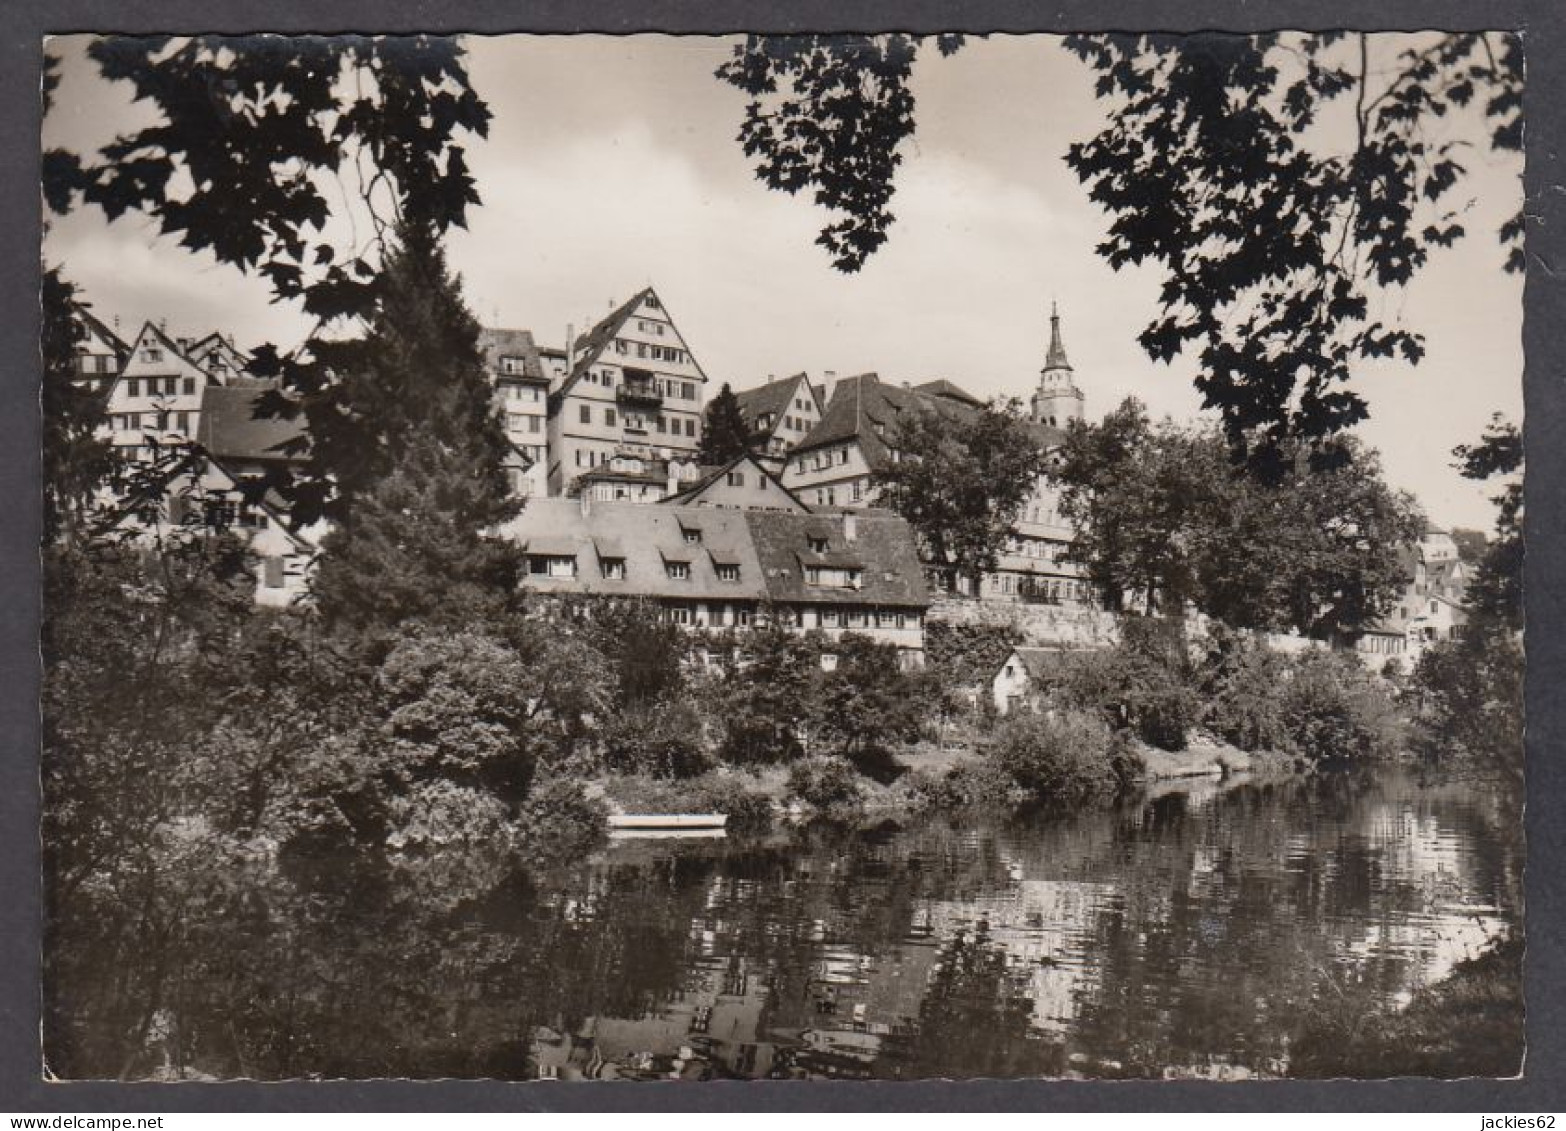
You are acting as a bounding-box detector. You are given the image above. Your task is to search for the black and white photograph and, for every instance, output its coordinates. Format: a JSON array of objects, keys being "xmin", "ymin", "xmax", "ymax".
[{"xmin": 38, "ymin": 30, "xmax": 1526, "ymax": 1083}]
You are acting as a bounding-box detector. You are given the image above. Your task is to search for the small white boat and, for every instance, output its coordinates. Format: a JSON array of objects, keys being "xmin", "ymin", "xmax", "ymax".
[{"xmin": 607, "ymin": 813, "xmax": 730, "ymax": 830}]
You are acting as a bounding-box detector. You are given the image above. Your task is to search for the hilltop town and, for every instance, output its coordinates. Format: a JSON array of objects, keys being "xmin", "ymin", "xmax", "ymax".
[{"xmin": 70, "ymin": 283, "xmax": 1469, "ymax": 685}]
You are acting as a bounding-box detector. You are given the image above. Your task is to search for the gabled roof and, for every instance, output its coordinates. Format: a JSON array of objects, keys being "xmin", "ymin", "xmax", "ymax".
[
  {"xmin": 745, "ymin": 510, "xmax": 928, "ymax": 608},
  {"xmin": 72, "ymin": 303, "xmax": 130, "ymax": 359},
  {"xmin": 663, "ymin": 451, "xmax": 813, "ymax": 512},
  {"xmin": 500, "ymin": 498, "xmax": 766, "ymax": 601},
  {"xmin": 554, "ymin": 286, "xmax": 707, "ymax": 403},
  {"xmin": 791, "ymin": 373, "xmax": 1064, "ymax": 471},
  {"xmin": 479, "ymin": 327, "xmax": 549, "ymax": 382},
  {"xmin": 912, "ymin": 379, "xmax": 984, "ymax": 408},
  {"xmin": 995, "ymin": 646, "xmax": 1068, "ymax": 683},
  {"xmin": 196, "ymin": 383, "xmax": 308, "ymax": 464},
  {"xmin": 554, "ymin": 288, "xmax": 653, "ymax": 401},
  {"xmin": 734, "ymin": 373, "xmax": 810, "ymax": 439}
]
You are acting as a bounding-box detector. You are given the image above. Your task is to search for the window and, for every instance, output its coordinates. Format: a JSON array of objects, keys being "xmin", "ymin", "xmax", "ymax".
[
  {"xmin": 601, "ymin": 558, "xmax": 626, "ymax": 580},
  {"xmin": 682, "ymin": 527, "xmax": 702, "ymax": 544},
  {"xmin": 127, "ymin": 378, "xmax": 140, "ymax": 397},
  {"xmin": 684, "ymin": 418, "xmax": 695, "ymax": 437},
  {"xmin": 805, "ymin": 566, "xmax": 822, "ymax": 585},
  {"xmin": 668, "ymin": 605, "xmax": 692, "ymax": 625},
  {"xmin": 636, "ymin": 343, "xmax": 648, "ymax": 358},
  {"xmin": 735, "ymin": 607, "xmax": 753, "ymax": 627},
  {"xmin": 821, "ymin": 608, "xmax": 839, "ymax": 627},
  {"xmin": 837, "ymin": 448, "xmax": 849, "ymax": 465},
  {"xmin": 529, "ymin": 416, "xmax": 542, "ymax": 433},
  {"xmin": 808, "ymin": 536, "xmax": 829, "ymax": 553},
  {"xmin": 263, "ymin": 556, "xmax": 286, "ymax": 589},
  {"xmin": 847, "ymin": 610, "xmax": 866, "ymax": 628},
  {"xmin": 181, "ymin": 377, "xmax": 195, "ymax": 396},
  {"xmin": 175, "ymin": 411, "xmax": 190, "ymax": 433},
  {"xmin": 579, "ymin": 404, "xmax": 592, "ymax": 425},
  {"xmin": 605, "ymin": 408, "xmax": 617, "ymax": 426},
  {"xmin": 667, "ymin": 561, "xmax": 690, "ymax": 580},
  {"xmin": 851, "ymin": 481, "xmax": 863, "ymax": 503},
  {"xmin": 727, "ymin": 471, "xmax": 744, "ymax": 487},
  {"xmin": 717, "ymin": 563, "xmax": 740, "ymax": 582},
  {"xmin": 845, "ymin": 569, "xmax": 862, "ymax": 588},
  {"xmin": 142, "ymin": 347, "xmax": 163, "ymax": 363}
]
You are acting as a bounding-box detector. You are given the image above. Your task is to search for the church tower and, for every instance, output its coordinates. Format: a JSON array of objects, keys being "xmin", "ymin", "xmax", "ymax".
[{"xmin": 1030, "ymin": 302, "xmax": 1084, "ymax": 428}]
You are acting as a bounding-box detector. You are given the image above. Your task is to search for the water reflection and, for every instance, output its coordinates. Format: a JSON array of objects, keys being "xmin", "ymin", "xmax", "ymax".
[
  {"xmin": 49, "ymin": 767, "xmax": 1520, "ymax": 1080},
  {"xmin": 514, "ymin": 769, "xmax": 1517, "ymax": 1081}
]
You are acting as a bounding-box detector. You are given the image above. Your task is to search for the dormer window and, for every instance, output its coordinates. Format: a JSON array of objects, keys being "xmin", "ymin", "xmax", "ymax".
[
  {"xmin": 500, "ymin": 356, "xmax": 526, "ymax": 375},
  {"xmin": 667, "ymin": 561, "xmax": 690, "ymax": 580},
  {"xmin": 808, "ymin": 536, "xmax": 829, "ymax": 554},
  {"xmin": 716, "ymin": 563, "xmax": 740, "ymax": 582},
  {"xmin": 601, "ymin": 558, "xmax": 626, "ymax": 580},
  {"xmin": 682, "ymin": 527, "xmax": 702, "ymax": 545},
  {"xmin": 142, "ymin": 347, "xmax": 163, "ymax": 363}
]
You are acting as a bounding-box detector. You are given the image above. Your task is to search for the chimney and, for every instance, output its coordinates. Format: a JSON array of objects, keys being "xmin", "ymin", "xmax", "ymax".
[
  {"xmin": 565, "ymin": 323, "xmax": 575, "ymax": 370},
  {"xmin": 843, "ymin": 513, "xmax": 858, "ymax": 543}
]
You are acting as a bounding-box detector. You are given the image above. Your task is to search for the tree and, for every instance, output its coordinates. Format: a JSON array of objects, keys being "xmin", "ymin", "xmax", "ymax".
[
  {"xmin": 44, "ymin": 36, "xmax": 494, "ymax": 525},
  {"xmin": 1056, "ymin": 397, "xmax": 1423, "ymax": 637},
  {"xmin": 717, "ymin": 33, "xmax": 1521, "ymax": 466},
  {"xmin": 872, "ymin": 397, "xmax": 1054, "ymax": 591},
  {"xmin": 307, "ymin": 221, "xmax": 522, "ymax": 641},
  {"xmin": 697, "ymin": 383, "xmax": 758, "ymax": 464},
  {"xmin": 809, "ymin": 633, "xmax": 930, "ymax": 777},
  {"xmin": 1413, "ymin": 415, "xmax": 1522, "ymax": 779},
  {"xmin": 41, "ymin": 271, "xmax": 114, "ymax": 544},
  {"xmin": 45, "ymin": 36, "xmax": 488, "ymax": 325},
  {"xmin": 1450, "ymin": 528, "xmax": 1489, "ymax": 567},
  {"xmin": 713, "ymin": 622, "xmax": 821, "ymax": 766}
]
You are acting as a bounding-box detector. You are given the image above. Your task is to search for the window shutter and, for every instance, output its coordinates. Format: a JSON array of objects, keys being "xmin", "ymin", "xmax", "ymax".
[{"xmin": 263, "ymin": 556, "xmax": 286, "ymax": 588}]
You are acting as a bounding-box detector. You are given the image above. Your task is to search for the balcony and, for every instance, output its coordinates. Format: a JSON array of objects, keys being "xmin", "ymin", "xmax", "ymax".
[{"xmin": 616, "ymin": 379, "xmax": 663, "ymax": 410}]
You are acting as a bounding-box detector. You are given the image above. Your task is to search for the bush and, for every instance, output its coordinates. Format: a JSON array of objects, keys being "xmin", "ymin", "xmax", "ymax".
[
  {"xmin": 1277, "ymin": 650, "xmax": 1402, "ymax": 763},
  {"xmin": 785, "ymin": 756, "xmax": 865, "ymax": 811},
  {"xmin": 600, "ymin": 771, "xmax": 773, "ymax": 829},
  {"xmin": 599, "ymin": 696, "xmax": 713, "ymax": 778},
  {"xmin": 905, "ymin": 761, "xmax": 1026, "ymax": 811},
  {"xmin": 1057, "ymin": 624, "xmax": 1200, "ymax": 751},
  {"xmin": 1198, "ymin": 632, "xmax": 1295, "ymax": 753},
  {"xmin": 515, "ymin": 777, "xmax": 607, "ymax": 864},
  {"xmin": 986, "ymin": 709, "xmax": 1127, "ymax": 806}
]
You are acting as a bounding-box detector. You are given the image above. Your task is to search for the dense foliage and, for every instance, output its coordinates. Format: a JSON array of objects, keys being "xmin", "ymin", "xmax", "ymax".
[
  {"xmin": 1055, "ymin": 398, "xmax": 1423, "ymax": 639},
  {"xmin": 873, "ymin": 397, "xmax": 1055, "ymax": 591},
  {"xmin": 717, "ymin": 32, "xmax": 1522, "ymax": 465},
  {"xmin": 1413, "ymin": 417, "xmax": 1523, "ymax": 781},
  {"xmin": 697, "ymin": 383, "xmax": 759, "ymax": 465}
]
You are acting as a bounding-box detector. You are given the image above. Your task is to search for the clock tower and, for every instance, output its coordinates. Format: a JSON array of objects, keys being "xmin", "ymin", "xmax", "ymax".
[{"xmin": 1030, "ymin": 302, "xmax": 1084, "ymax": 428}]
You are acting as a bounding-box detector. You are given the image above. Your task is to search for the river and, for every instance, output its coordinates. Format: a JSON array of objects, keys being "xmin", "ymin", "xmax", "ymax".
[{"xmin": 49, "ymin": 765, "xmax": 1521, "ymax": 1081}]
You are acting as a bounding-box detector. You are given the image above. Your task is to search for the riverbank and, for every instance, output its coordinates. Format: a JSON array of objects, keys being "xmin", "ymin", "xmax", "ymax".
[{"xmin": 1288, "ymin": 935, "xmax": 1524, "ymax": 1078}]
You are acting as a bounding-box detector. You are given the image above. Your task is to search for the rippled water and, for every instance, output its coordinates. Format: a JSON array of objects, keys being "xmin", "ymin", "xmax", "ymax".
[
  {"xmin": 52, "ymin": 766, "xmax": 1520, "ymax": 1080},
  {"xmin": 513, "ymin": 768, "xmax": 1519, "ymax": 1081}
]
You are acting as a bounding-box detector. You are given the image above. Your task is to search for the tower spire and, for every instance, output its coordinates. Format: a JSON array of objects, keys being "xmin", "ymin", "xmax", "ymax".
[{"xmin": 1045, "ymin": 301, "xmax": 1071, "ymax": 371}]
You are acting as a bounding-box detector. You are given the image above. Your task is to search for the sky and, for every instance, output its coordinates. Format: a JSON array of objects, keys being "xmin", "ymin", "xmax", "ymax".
[{"xmin": 41, "ymin": 34, "xmax": 1525, "ymax": 531}]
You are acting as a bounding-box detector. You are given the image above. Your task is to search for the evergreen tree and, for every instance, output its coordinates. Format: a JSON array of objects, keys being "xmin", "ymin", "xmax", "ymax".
[
  {"xmin": 309, "ymin": 221, "xmax": 522, "ymax": 642},
  {"xmin": 697, "ymin": 383, "xmax": 757, "ymax": 464},
  {"xmin": 42, "ymin": 270, "xmax": 114, "ymax": 544}
]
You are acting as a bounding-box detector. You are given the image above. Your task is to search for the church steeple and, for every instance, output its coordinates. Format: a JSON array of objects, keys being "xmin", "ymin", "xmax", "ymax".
[
  {"xmin": 1045, "ymin": 301, "xmax": 1071, "ymax": 371},
  {"xmin": 1031, "ymin": 301, "xmax": 1084, "ymax": 429}
]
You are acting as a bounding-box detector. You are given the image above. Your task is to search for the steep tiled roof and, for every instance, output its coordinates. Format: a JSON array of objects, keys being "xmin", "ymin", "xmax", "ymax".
[
  {"xmin": 479, "ymin": 327, "xmax": 548, "ymax": 382},
  {"xmin": 793, "ymin": 373, "xmax": 1064, "ymax": 470},
  {"xmin": 734, "ymin": 373, "xmax": 808, "ymax": 439},
  {"xmin": 72, "ymin": 303, "xmax": 130, "ymax": 360},
  {"xmin": 1012, "ymin": 646, "xmax": 1067, "ymax": 681},
  {"xmin": 499, "ymin": 499, "xmax": 929, "ymax": 610},
  {"xmin": 500, "ymin": 498, "xmax": 766, "ymax": 601},
  {"xmin": 913, "ymin": 379, "xmax": 984, "ymax": 408},
  {"xmin": 664, "ymin": 451, "xmax": 813, "ymax": 512},
  {"xmin": 745, "ymin": 510, "xmax": 929, "ymax": 608},
  {"xmin": 197, "ymin": 383, "xmax": 308, "ymax": 464}
]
